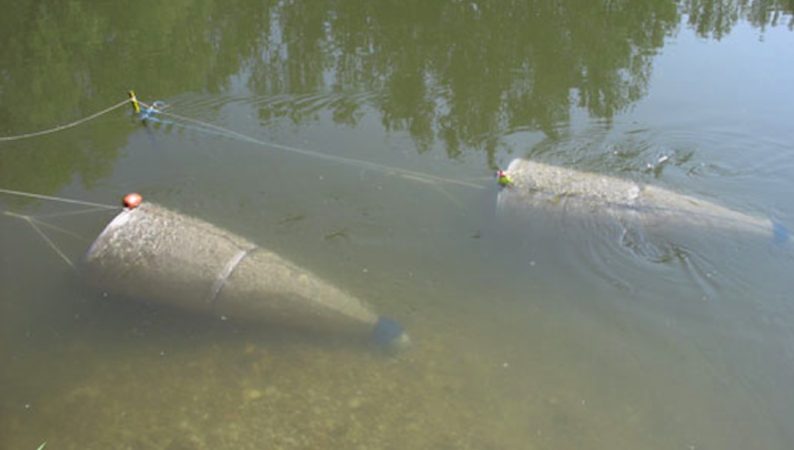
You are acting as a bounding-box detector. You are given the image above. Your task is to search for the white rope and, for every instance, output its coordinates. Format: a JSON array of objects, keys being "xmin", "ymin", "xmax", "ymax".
[
  {"xmin": 0, "ymin": 188, "xmax": 117, "ymax": 209},
  {"xmin": 32, "ymin": 206, "xmax": 115, "ymax": 219},
  {"xmin": 2, "ymin": 209, "xmax": 93, "ymax": 271},
  {"xmin": 24, "ymin": 216, "xmax": 76, "ymax": 270},
  {"xmin": 0, "ymin": 99, "xmax": 130, "ymax": 142},
  {"xmin": 3, "ymin": 210, "xmax": 90, "ymax": 243},
  {"xmin": 27, "ymin": 216, "xmax": 91, "ymax": 243},
  {"xmin": 138, "ymin": 100, "xmax": 485, "ymax": 190}
]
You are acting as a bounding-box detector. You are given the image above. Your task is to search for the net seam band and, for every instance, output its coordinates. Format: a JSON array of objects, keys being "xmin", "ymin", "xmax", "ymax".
[{"xmin": 208, "ymin": 246, "xmax": 257, "ymax": 308}]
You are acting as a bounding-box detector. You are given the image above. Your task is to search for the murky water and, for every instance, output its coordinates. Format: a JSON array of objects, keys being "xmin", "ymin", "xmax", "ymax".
[{"xmin": 2, "ymin": 0, "xmax": 793, "ymax": 449}]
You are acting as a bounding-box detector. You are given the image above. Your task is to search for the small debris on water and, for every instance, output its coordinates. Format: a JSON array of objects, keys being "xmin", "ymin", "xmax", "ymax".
[
  {"xmin": 264, "ymin": 386, "xmax": 280, "ymax": 397},
  {"xmin": 245, "ymin": 389, "xmax": 262, "ymax": 401},
  {"xmin": 323, "ymin": 228, "xmax": 349, "ymax": 242},
  {"xmin": 348, "ymin": 397, "xmax": 362, "ymax": 409}
]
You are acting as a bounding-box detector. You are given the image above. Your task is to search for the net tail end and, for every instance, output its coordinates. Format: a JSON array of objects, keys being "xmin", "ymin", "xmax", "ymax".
[
  {"xmin": 773, "ymin": 221, "xmax": 789, "ymax": 245},
  {"xmin": 372, "ymin": 317, "xmax": 410, "ymax": 351}
]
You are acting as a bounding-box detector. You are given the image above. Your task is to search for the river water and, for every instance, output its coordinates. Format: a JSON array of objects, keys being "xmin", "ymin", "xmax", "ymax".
[{"xmin": 1, "ymin": 1, "xmax": 793, "ymax": 449}]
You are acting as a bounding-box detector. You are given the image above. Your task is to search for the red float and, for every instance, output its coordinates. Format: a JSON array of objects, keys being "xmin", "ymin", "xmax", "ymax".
[{"xmin": 123, "ymin": 193, "xmax": 143, "ymax": 209}]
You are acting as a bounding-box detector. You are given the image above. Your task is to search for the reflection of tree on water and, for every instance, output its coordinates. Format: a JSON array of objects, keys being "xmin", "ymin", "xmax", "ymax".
[
  {"xmin": 249, "ymin": 0, "xmax": 681, "ymax": 164},
  {"xmin": 0, "ymin": 0, "xmax": 791, "ymax": 195},
  {"xmin": 684, "ymin": 0, "xmax": 794, "ymax": 39}
]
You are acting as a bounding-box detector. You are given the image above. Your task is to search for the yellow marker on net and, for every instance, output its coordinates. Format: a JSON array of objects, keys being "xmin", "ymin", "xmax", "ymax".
[{"xmin": 128, "ymin": 91, "xmax": 140, "ymax": 115}]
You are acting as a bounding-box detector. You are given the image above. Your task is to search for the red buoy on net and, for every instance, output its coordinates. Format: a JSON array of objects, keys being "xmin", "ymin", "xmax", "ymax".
[{"xmin": 123, "ymin": 193, "xmax": 143, "ymax": 209}]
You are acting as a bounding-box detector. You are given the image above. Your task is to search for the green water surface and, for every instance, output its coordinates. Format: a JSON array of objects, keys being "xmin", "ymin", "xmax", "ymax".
[{"xmin": 1, "ymin": 0, "xmax": 793, "ymax": 449}]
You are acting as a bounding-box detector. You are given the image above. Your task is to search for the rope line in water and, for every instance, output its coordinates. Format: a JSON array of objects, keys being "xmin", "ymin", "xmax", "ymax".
[
  {"xmin": 138, "ymin": 100, "xmax": 485, "ymax": 190},
  {"xmin": 25, "ymin": 217, "xmax": 77, "ymax": 270},
  {"xmin": 0, "ymin": 94, "xmax": 485, "ymax": 190},
  {"xmin": 32, "ymin": 206, "xmax": 117, "ymax": 219},
  {"xmin": 0, "ymin": 99, "xmax": 130, "ymax": 142},
  {"xmin": 0, "ymin": 190, "xmax": 114, "ymax": 267},
  {"xmin": 26, "ymin": 216, "xmax": 91, "ymax": 243},
  {"xmin": 2, "ymin": 211, "xmax": 77, "ymax": 270},
  {"xmin": 0, "ymin": 188, "xmax": 118, "ymax": 209},
  {"xmin": 3, "ymin": 210, "xmax": 90, "ymax": 242}
]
